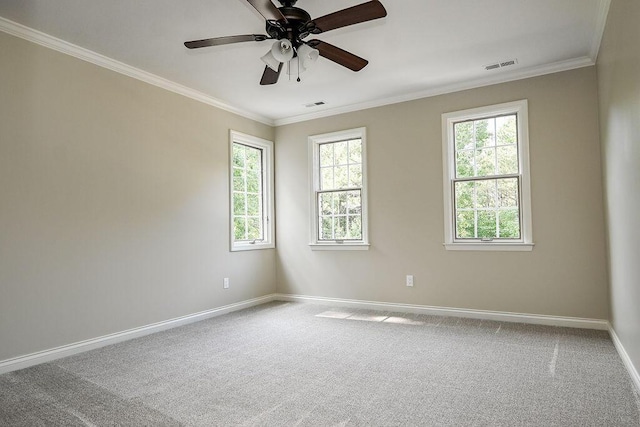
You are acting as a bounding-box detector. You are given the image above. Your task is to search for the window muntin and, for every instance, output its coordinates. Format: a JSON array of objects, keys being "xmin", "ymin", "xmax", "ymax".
[
  {"xmin": 229, "ymin": 131, "xmax": 274, "ymax": 251},
  {"xmin": 232, "ymin": 143, "xmax": 264, "ymax": 242},
  {"xmin": 453, "ymin": 114, "xmax": 521, "ymax": 240},
  {"xmin": 442, "ymin": 100, "xmax": 533, "ymax": 250},
  {"xmin": 318, "ymin": 139, "xmax": 363, "ymax": 241},
  {"xmin": 309, "ymin": 128, "xmax": 369, "ymax": 249}
]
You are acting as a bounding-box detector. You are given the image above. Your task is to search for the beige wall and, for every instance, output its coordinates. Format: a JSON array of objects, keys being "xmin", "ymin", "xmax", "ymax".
[
  {"xmin": 597, "ymin": 0, "xmax": 640, "ymax": 379},
  {"xmin": 275, "ymin": 67, "xmax": 609, "ymax": 320},
  {"xmin": 0, "ymin": 32, "xmax": 275, "ymax": 361}
]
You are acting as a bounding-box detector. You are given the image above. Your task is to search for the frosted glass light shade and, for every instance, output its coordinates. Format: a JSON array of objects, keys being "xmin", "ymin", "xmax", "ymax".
[
  {"xmin": 271, "ymin": 39, "xmax": 293, "ymax": 62},
  {"xmin": 261, "ymin": 51, "xmax": 280, "ymax": 72},
  {"xmin": 297, "ymin": 44, "xmax": 319, "ymax": 69}
]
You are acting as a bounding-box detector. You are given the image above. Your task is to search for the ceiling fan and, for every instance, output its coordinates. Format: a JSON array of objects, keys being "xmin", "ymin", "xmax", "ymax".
[{"xmin": 184, "ymin": 0, "xmax": 387, "ymax": 85}]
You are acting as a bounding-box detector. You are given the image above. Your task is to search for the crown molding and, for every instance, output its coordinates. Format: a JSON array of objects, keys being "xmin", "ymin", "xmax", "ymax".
[
  {"xmin": 590, "ymin": 0, "xmax": 612, "ymax": 61},
  {"xmin": 0, "ymin": 16, "xmax": 274, "ymax": 126}
]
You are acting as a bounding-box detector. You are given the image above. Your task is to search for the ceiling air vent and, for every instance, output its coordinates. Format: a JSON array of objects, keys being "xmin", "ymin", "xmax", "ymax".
[
  {"xmin": 305, "ymin": 101, "xmax": 326, "ymax": 108},
  {"xmin": 484, "ymin": 58, "xmax": 518, "ymax": 71}
]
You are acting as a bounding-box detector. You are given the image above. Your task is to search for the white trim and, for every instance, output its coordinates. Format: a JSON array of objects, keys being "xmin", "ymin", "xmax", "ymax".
[
  {"xmin": 590, "ymin": 0, "xmax": 612, "ymax": 61},
  {"xmin": 0, "ymin": 295, "xmax": 275, "ymax": 375},
  {"xmin": 441, "ymin": 100, "xmax": 533, "ymax": 250},
  {"xmin": 308, "ymin": 127, "xmax": 369, "ymax": 248},
  {"xmin": 309, "ymin": 243, "xmax": 370, "ymax": 251},
  {"xmin": 0, "ymin": 17, "xmax": 273, "ymax": 126},
  {"xmin": 274, "ymin": 294, "xmax": 609, "ymax": 330},
  {"xmin": 274, "ymin": 57, "xmax": 595, "ymax": 126},
  {"xmin": 229, "ymin": 131, "xmax": 275, "ymax": 252},
  {"xmin": 443, "ymin": 243, "xmax": 534, "ymax": 252},
  {"xmin": 609, "ymin": 326, "xmax": 640, "ymax": 394}
]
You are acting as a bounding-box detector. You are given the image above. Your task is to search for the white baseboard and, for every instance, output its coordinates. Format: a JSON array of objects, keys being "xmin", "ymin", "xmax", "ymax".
[
  {"xmin": 274, "ymin": 293, "xmax": 610, "ymax": 330},
  {"xmin": 0, "ymin": 294, "xmax": 276, "ymax": 375},
  {"xmin": 0, "ymin": 293, "xmax": 614, "ymax": 376},
  {"xmin": 608, "ymin": 326, "xmax": 640, "ymax": 394}
]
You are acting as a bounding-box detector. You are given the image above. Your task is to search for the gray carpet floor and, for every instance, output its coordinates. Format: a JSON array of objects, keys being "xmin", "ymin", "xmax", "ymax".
[{"xmin": 1, "ymin": 301, "xmax": 639, "ymax": 426}]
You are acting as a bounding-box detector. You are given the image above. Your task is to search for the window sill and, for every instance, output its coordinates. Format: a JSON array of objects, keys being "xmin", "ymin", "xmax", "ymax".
[
  {"xmin": 443, "ymin": 242, "xmax": 534, "ymax": 252},
  {"xmin": 231, "ymin": 243, "xmax": 275, "ymax": 252},
  {"xmin": 309, "ymin": 243, "xmax": 370, "ymax": 251}
]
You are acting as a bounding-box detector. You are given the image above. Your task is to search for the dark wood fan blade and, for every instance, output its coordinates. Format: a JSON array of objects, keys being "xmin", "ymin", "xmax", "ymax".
[
  {"xmin": 307, "ymin": 40, "xmax": 368, "ymax": 71},
  {"xmin": 260, "ymin": 63, "xmax": 283, "ymax": 85},
  {"xmin": 184, "ymin": 34, "xmax": 267, "ymax": 49},
  {"xmin": 309, "ymin": 1, "xmax": 387, "ymax": 34},
  {"xmin": 247, "ymin": 0, "xmax": 287, "ymax": 23}
]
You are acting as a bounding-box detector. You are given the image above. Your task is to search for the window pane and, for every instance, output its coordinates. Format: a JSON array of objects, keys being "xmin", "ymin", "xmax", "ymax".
[
  {"xmin": 348, "ymin": 165, "xmax": 362, "ymax": 188},
  {"xmin": 476, "ymin": 179, "xmax": 497, "ymax": 208},
  {"xmin": 498, "ymin": 209, "xmax": 520, "ymax": 238},
  {"xmin": 246, "ymin": 193, "xmax": 260, "ymax": 216},
  {"xmin": 334, "ymin": 216, "xmax": 347, "ymax": 239},
  {"xmin": 497, "ymin": 145, "xmax": 518, "ymax": 175},
  {"xmin": 233, "ymin": 193, "xmax": 245, "ymax": 215},
  {"xmin": 456, "ymin": 211, "xmax": 475, "ymax": 238},
  {"xmin": 474, "ymin": 119, "xmax": 494, "ymax": 148},
  {"xmin": 321, "ymin": 167, "xmax": 333, "ymax": 190},
  {"xmin": 496, "ymin": 115, "xmax": 517, "ymax": 145},
  {"xmin": 320, "ymin": 216, "xmax": 333, "ymax": 240},
  {"xmin": 245, "ymin": 147, "xmax": 261, "ymax": 171},
  {"xmin": 334, "ymin": 141, "xmax": 348, "ymax": 165},
  {"xmin": 349, "ymin": 140, "xmax": 362, "ymax": 163},
  {"xmin": 246, "ymin": 171, "xmax": 260, "ymax": 193},
  {"xmin": 454, "ymin": 181, "xmax": 475, "ymax": 210},
  {"xmin": 497, "ymin": 178, "xmax": 519, "ymax": 208},
  {"xmin": 456, "ymin": 150, "xmax": 474, "ymax": 178},
  {"xmin": 476, "ymin": 148, "xmax": 496, "ymax": 177},
  {"xmin": 233, "ymin": 168, "xmax": 244, "ymax": 192},
  {"xmin": 233, "ymin": 217, "xmax": 246, "ymax": 240},
  {"xmin": 477, "ymin": 210, "xmax": 497, "ymax": 238},
  {"xmin": 232, "ymin": 144, "xmax": 245, "ymax": 167},
  {"xmin": 334, "ymin": 165, "xmax": 348, "ymax": 189},
  {"xmin": 247, "ymin": 217, "xmax": 262, "ymax": 240},
  {"xmin": 336, "ymin": 191, "xmax": 347, "ymax": 215},
  {"xmin": 347, "ymin": 191, "xmax": 361, "ymax": 214},
  {"xmin": 320, "ymin": 143, "xmax": 333, "ymax": 167},
  {"xmin": 348, "ymin": 215, "xmax": 362, "ymax": 239},
  {"xmin": 454, "ymin": 121, "xmax": 474, "ymax": 151},
  {"xmin": 320, "ymin": 192, "xmax": 333, "ymax": 215}
]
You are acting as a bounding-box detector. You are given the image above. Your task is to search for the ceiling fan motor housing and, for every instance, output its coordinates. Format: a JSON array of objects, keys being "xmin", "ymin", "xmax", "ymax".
[{"xmin": 265, "ymin": 6, "xmax": 313, "ymax": 48}]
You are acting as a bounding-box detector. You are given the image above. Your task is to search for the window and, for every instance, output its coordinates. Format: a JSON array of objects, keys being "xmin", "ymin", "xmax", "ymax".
[
  {"xmin": 442, "ymin": 100, "xmax": 533, "ymax": 251},
  {"xmin": 309, "ymin": 127, "xmax": 369, "ymax": 250},
  {"xmin": 229, "ymin": 131, "xmax": 274, "ymax": 251}
]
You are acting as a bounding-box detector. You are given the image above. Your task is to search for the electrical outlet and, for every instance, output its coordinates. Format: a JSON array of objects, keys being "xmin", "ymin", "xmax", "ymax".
[
  {"xmin": 406, "ymin": 275, "xmax": 414, "ymax": 287},
  {"xmin": 223, "ymin": 278, "xmax": 230, "ymax": 289}
]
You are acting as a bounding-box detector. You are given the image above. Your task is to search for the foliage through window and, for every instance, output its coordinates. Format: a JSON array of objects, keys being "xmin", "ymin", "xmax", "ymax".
[
  {"xmin": 229, "ymin": 131, "xmax": 274, "ymax": 251},
  {"xmin": 309, "ymin": 128, "xmax": 369, "ymax": 249},
  {"xmin": 442, "ymin": 101, "xmax": 533, "ymax": 250}
]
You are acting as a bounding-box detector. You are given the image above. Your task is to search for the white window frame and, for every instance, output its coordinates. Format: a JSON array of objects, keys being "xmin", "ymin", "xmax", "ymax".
[
  {"xmin": 229, "ymin": 130, "xmax": 275, "ymax": 252},
  {"xmin": 308, "ymin": 127, "xmax": 369, "ymax": 251},
  {"xmin": 441, "ymin": 100, "xmax": 534, "ymax": 251}
]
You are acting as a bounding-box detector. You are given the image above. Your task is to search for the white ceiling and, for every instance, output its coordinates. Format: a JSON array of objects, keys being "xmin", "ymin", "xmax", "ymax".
[{"xmin": 0, "ymin": 0, "xmax": 609, "ymax": 125}]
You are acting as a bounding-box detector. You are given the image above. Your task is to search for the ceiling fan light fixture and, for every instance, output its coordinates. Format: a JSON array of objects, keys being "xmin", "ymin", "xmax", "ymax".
[
  {"xmin": 296, "ymin": 43, "xmax": 319, "ymax": 69},
  {"xmin": 286, "ymin": 57, "xmax": 308, "ymax": 76},
  {"xmin": 261, "ymin": 50, "xmax": 281, "ymax": 72},
  {"xmin": 271, "ymin": 39, "xmax": 294, "ymax": 62}
]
